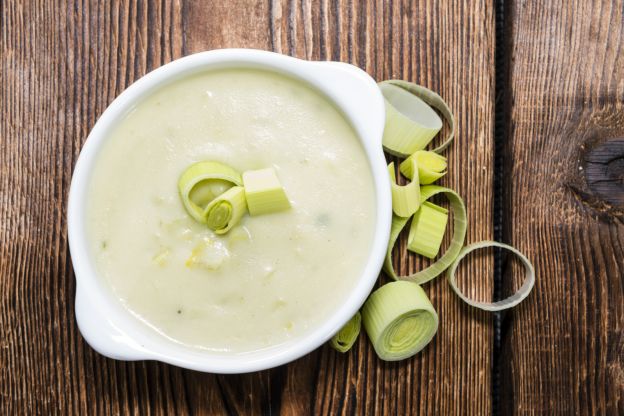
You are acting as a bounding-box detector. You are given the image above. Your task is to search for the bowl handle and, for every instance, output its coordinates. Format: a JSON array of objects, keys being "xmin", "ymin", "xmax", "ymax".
[
  {"xmin": 75, "ymin": 286, "xmax": 152, "ymax": 361},
  {"xmin": 304, "ymin": 60, "xmax": 386, "ymax": 148}
]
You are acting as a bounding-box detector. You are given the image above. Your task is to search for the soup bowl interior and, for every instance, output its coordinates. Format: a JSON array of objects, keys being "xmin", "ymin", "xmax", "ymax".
[{"xmin": 68, "ymin": 49, "xmax": 390, "ymax": 373}]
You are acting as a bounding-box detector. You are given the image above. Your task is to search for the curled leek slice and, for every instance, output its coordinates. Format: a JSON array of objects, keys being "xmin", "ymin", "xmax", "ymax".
[
  {"xmin": 178, "ymin": 161, "xmax": 242, "ymax": 224},
  {"xmin": 330, "ymin": 312, "xmax": 361, "ymax": 353},
  {"xmin": 389, "ymin": 160, "xmax": 420, "ymax": 218},
  {"xmin": 204, "ymin": 186, "xmax": 247, "ymax": 234},
  {"xmin": 447, "ymin": 241, "xmax": 535, "ymax": 311},
  {"xmin": 407, "ymin": 201, "xmax": 449, "ymax": 259},
  {"xmin": 379, "ymin": 80, "xmax": 455, "ymax": 157},
  {"xmin": 242, "ymin": 168, "xmax": 291, "ymax": 216},
  {"xmin": 384, "ymin": 185, "xmax": 467, "ymax": 284},
  {"xmin": 400, "ymin": 150, "xmax": 448, "ymax": 184},
  {"xmin": 362, "ymin": 281, "xmax": 438, "ymax": 361}
]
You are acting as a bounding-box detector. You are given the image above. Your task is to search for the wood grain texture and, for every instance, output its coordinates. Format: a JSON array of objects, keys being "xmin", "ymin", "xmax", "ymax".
[
  {"xmin": 500, "ymin": 0, "xmax": 624, "ymax": 414},
  {"xmin": 1, "ymin": 0, "xmax": 495, "ymax": 414}
]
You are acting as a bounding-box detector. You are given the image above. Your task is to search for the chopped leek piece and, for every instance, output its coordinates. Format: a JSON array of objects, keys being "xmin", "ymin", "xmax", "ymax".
[
  {"xmin": 446, "ymin": 241, "xmax": 535, "ymax": 311},
  {"xmin": 362, "ymin": 281, "xmax": 438, "ymax": 361},
  {"xmin": 389, "ymin": 160, "xmax": 420, "ymax": 218},
  {"xmin": 152, "ymin": 248, "xmax": 170, "ymax": 267},
  {"xmin": 189, "ymin": 179, "xmax": 234, "ymax": 207},
  {"xmin": 242, "ymin": 168, "xmax": 291, "ymax": 216},
  {"xmin": 379, "ymin": 80, "xmax": 455, "ymax": 157},
  {"xmin": 384, "ymin": 185, "xmax": 466, "ymax": 284},
  {"xmin": 407, "ymin": 201, "xmax": 449, "ymax": 259},
  {"xmin": 178, "ymin": 161, "xmax": 242, "ymax": 224},
  {"xmin": 330, "ymin": 312, "xmax": 361, "ymax": 353},
  {"xmin": 380, "ymin": 83, "xmax": 442, "ymax": 157},
  {"xmin": 204, "ymin": 186, "xmax": 247, "ymax": 234},
  {"xmin": 400, "ymin": 150, "xmax": 447, "ymax": 184}
]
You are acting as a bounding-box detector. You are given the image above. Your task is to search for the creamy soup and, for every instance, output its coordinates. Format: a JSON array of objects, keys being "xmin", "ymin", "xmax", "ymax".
[{"xmin": 87, "ymin": 68, "xmax": 376, "ymax": 353}]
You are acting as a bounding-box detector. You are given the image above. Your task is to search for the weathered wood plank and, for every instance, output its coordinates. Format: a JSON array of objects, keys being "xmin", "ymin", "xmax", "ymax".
[
  {"xmin": 1, "ymin": 0, "xmax": 496, "ymax": 414},
  {"xmin": 500, "ymin": 0, "xmax": 624, "ymax": 414}
]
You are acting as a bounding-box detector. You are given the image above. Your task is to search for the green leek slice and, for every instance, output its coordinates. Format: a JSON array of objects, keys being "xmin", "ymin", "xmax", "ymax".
[
  {"xmin": 330, "ymin": 312, "xmax": 361, "ymax": 353},
  {"xmin": 407, "ymin": 201, "xmax": 449, "ymax": 259},
  {"xmin": 362, "ymin": 281, "xmax": 438, "ymax": 361},
  {"xmin": 379, "ymin": 80, "xmax": 455, "ymax": 157},
  {"xmin": 203, "ymin": 186, "xmax": 247, "ymax": 234},
  {"xmin": 446, "ymin": 241, "xmax": 535, "ymax": 311},
  {"xmin": 400, "ymin": 150, "xmax": 448, "ymax": 184},
  {"xmin": 189, "ymin": 179, "xmax": 233, "ymax": 207},
  {"xmin": 178, "ymin": 161, "xmax": 243, "ymax": 224},
  {"xmin": 384, "ymin": 185, "xmax": 467, "ymax": 284},
  {"xmin": 389, "ymin": 160, "xmax": 420, "ymax": 217},
  {"xmin": 242, "ymin": 168, "xmax": 291, "ymax": 216}
]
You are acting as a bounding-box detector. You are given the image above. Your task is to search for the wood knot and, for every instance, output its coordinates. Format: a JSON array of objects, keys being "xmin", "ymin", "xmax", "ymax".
[{"xmin": 584, "ymin": 138, "xmax": 624, "ymax": 208}]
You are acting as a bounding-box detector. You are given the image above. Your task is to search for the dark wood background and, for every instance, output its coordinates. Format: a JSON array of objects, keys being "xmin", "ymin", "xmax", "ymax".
[{"xmin": 1, "ymin": 0, "xmax": 622, "ymax": 414}]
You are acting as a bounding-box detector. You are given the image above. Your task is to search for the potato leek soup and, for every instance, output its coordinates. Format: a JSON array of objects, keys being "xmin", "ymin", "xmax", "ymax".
[{"xmin": 86, "ymin": 68, "xmax": 376, "ymax": 353}]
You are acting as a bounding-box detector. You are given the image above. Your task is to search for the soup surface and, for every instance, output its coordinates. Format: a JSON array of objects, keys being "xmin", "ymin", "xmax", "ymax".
[{"xmin": 87, "ymin": 68, "xmax": 376, "ymax": 353}]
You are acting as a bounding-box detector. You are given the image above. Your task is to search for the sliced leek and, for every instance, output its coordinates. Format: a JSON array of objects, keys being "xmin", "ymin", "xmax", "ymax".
[
  {"xmin": 242, "ymin": 168, "xmax": 291, "ymax": 216},
  {"xmin": 384, "ymin": 185, "xmax": 467, "ymax": 284},
  {"xmin": 380, "ymin": 83, "xmax": 442, "ymax": 157},
  {"xmin": 379, "ymin": 81, "xmax": 455, "ymax": 157},
  {"xmin": 178, "ymin": 161, "xmax": 243, "ymax": 224},
  {"xmin": 362, "ymin": 281, "xmax": 438, "ymax": 361},
  {"xmin": 204, "ymin": 186, "xmax": 247, "ymax": 234},
  {"xmin": 400, "ymin": 150, "xmax": 447, "ymax": 184},
  {"xmin": 446, "ymin": 241, "xmax": 535, "ymax": 311},
  {"xmin": 189, "ymin": 179, "xmax": 234, "ymax": 207},
  {"xmin": 407, "ymin": 201, "xmax": 449, "ymax": 259},
  {"xmin": 389, "ymin": 160, "xmax": 420, "ymax": 217},
  {"xmin": 330, "ymin": 312, "xmax": 361, "ymax": 353}
]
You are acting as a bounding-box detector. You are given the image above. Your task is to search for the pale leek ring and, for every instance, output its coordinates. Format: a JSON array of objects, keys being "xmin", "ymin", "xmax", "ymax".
[
  {"xmin": 400, "ymin": 150, "xmax": 448, "ymax": 184},
  {"xmin": 203, "ymin": 186, "xmax": 248, "ymax": 234},
  {"xmin": 384, "ymin": 185, "xmax": 467, "ymax": 284},
  {"xmin": 330, "ymin": 312, "xmax": 361, "ymax": 353},
  {"xmin": 389, "ymin": 160, "xmax": 420, "ymax": 218},
  {"xmin": 362, "ymin": 281, "xmax": 438, "ymax": 361},
  {"xmin": 379, "ymin": 80, "xmax": 455, "ymax": 157},
  {"xmin": 407, "ymin": 201, "xmax": 449, "ymax": 259},
  {"xmin": 446, "ymin": 241, "xmax": 535, "ymax": 311},
  {"xmin": 178, "ymin": 161, "xmax": 243, "ymax": 224}
]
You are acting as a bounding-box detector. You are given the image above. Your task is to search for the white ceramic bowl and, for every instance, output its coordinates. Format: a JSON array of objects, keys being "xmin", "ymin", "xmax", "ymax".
[{"xmin": 68, "ymin": 49, "xmax": 390, "ymax": 373}]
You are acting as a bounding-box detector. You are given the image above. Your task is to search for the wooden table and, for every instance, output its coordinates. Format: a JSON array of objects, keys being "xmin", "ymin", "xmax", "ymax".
[{"xmin": 1, "ymin": 1, "xmax": 622, "ymax": 414}]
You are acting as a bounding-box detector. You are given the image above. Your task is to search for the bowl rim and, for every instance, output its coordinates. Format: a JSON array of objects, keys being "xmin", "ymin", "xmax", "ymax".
[{"xmin": 68, "ymin": 48, "xmax": 391, "ymax": 373}]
